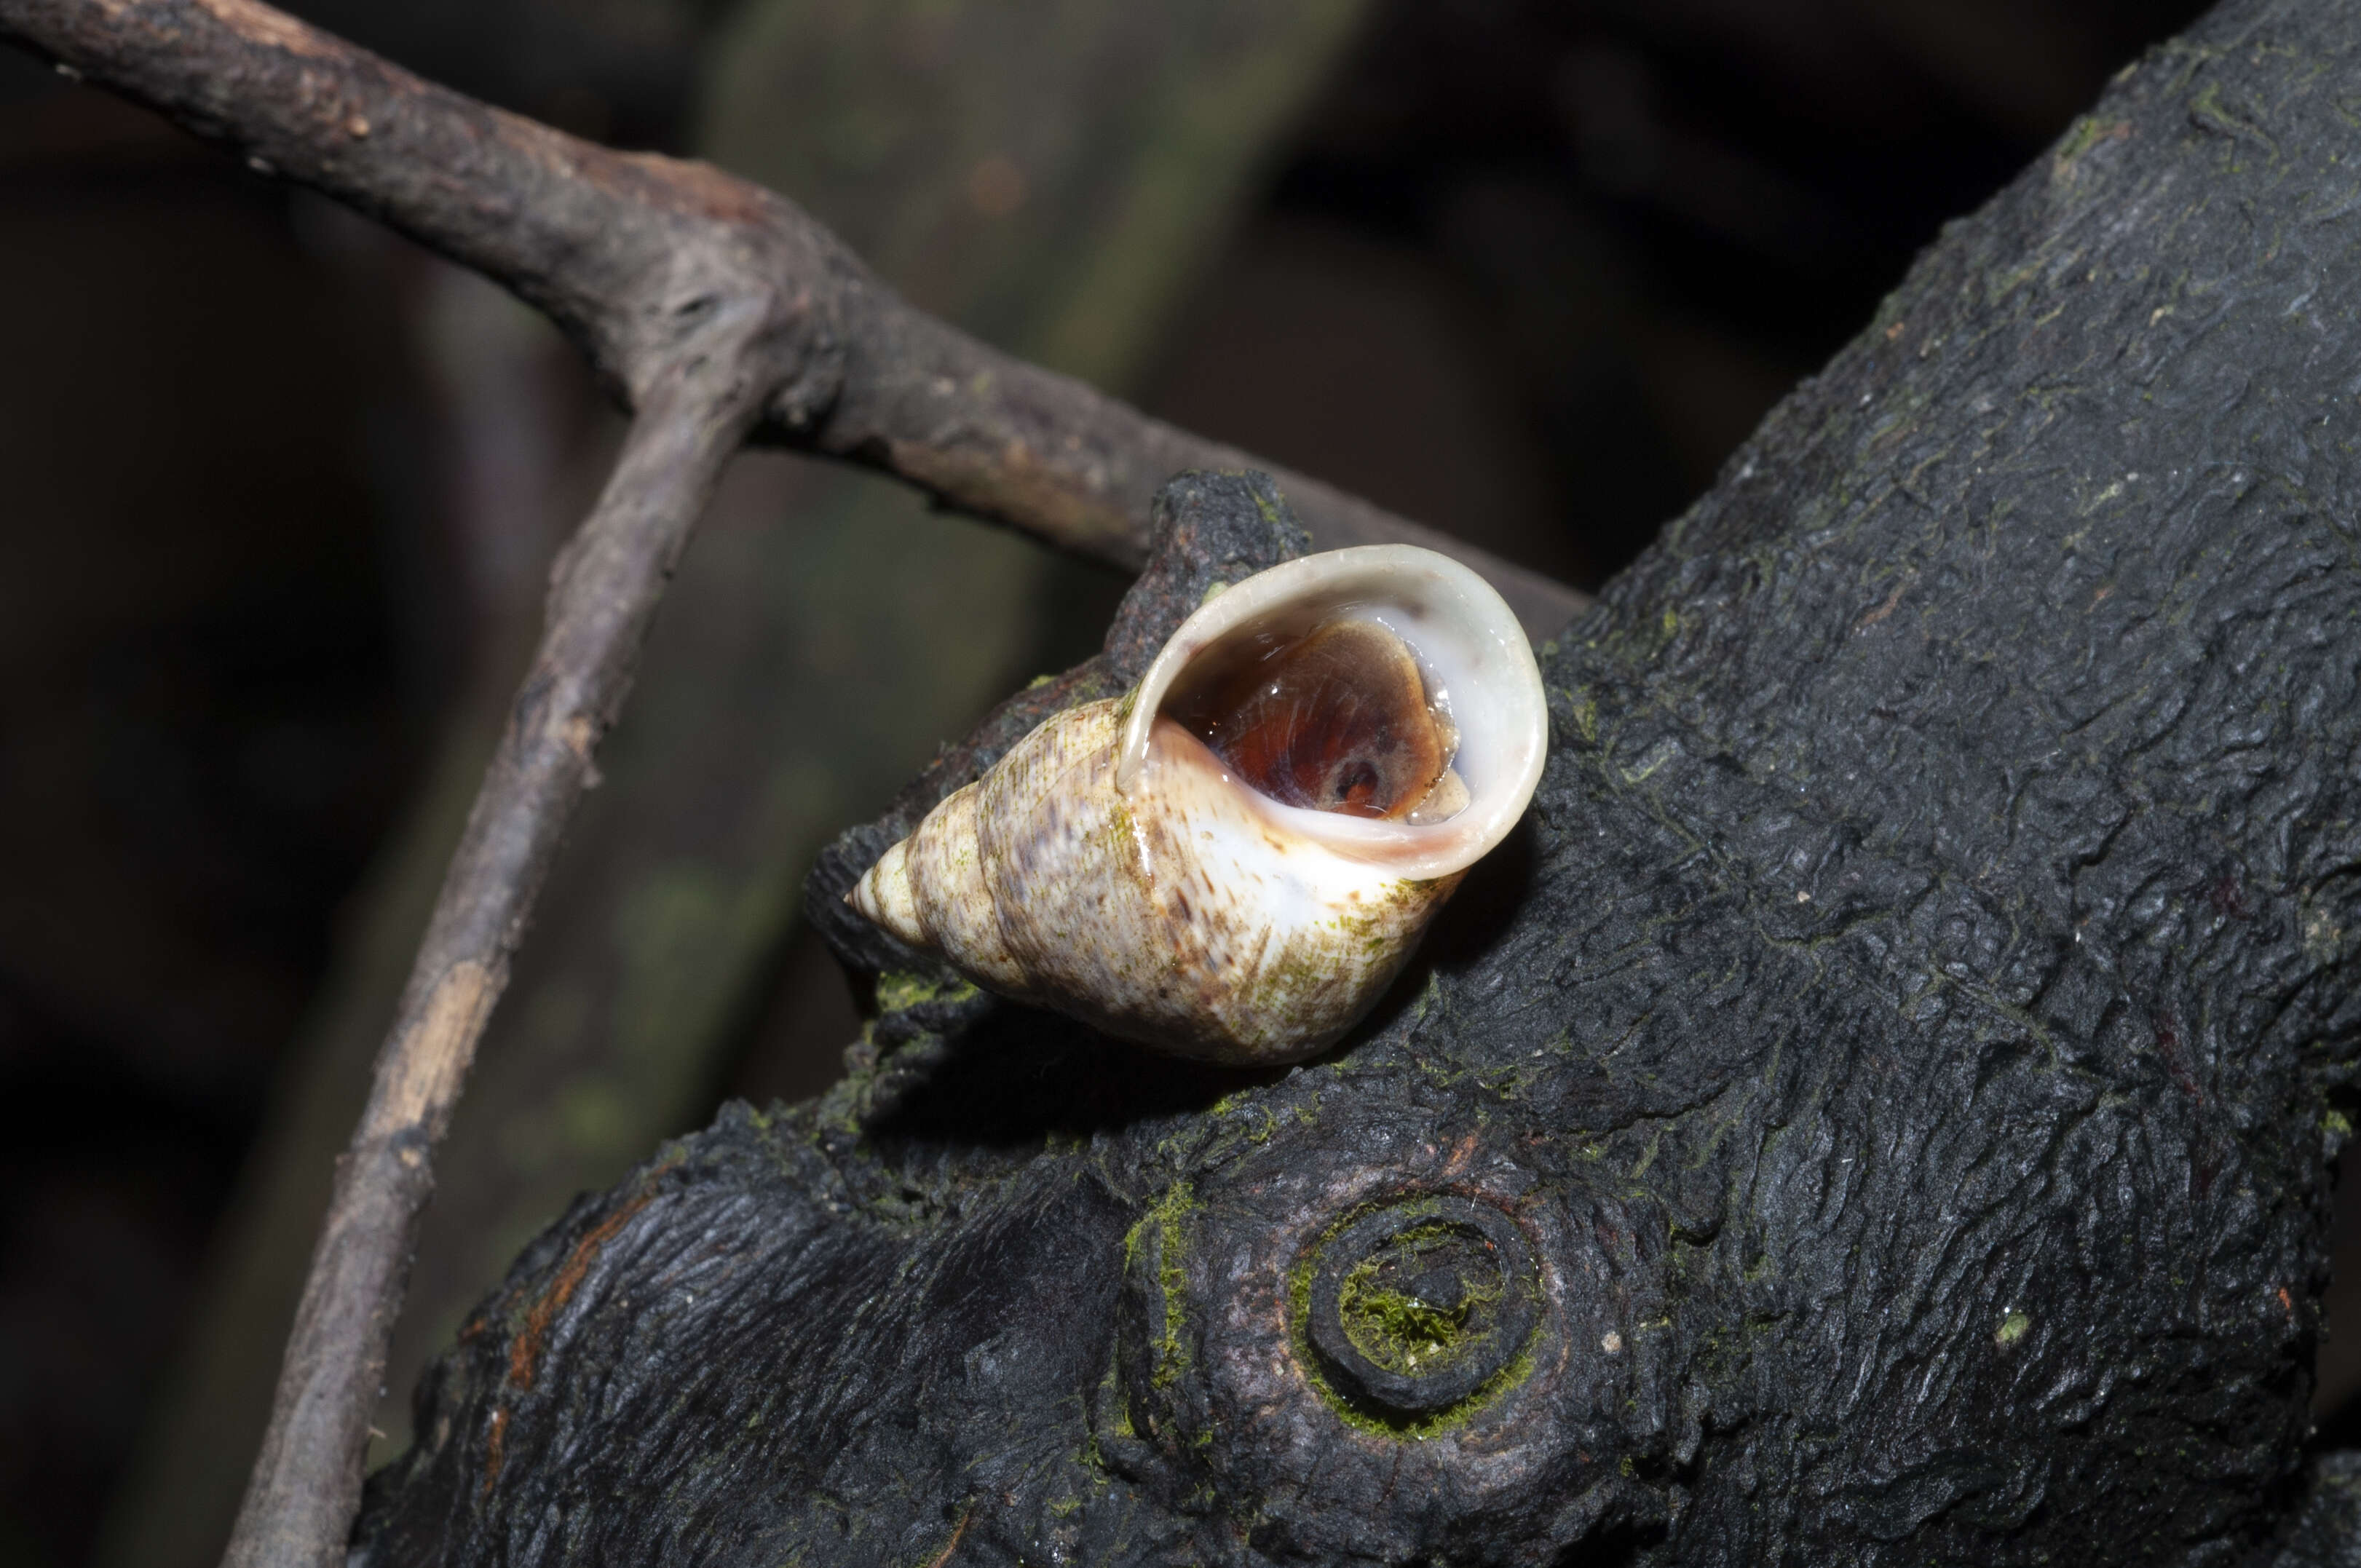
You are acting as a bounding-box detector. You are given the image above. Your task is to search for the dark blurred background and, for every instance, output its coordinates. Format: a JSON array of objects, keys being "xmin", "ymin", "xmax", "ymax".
[{"xmin": 7, "ymin": 0, "xmax": 2340, "ymax": 1562}]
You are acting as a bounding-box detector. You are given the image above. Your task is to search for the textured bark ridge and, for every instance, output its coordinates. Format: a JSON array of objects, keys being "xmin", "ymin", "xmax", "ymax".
[{"xmin": 358, "ymin": 0, "xmax": 2361, "ymax": 1560}]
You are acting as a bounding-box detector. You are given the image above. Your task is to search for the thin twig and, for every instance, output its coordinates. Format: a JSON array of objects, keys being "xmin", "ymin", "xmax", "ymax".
[
  {"xmin": 0, "ymin": 0, "xmax": 1589, "ymax": 638},
  {"xmin": 219, "ymin": 330, "xmax": 772, "ymax": 1567}
]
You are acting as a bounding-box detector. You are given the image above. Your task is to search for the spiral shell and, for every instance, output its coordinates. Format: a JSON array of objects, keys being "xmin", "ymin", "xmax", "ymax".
[{"xmin": 850, "ymin": 545, "xmax": 1547, "ymax": 1063}]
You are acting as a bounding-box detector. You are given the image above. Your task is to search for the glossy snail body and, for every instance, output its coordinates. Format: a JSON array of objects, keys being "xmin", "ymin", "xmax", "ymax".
[{"xmin": 850, "ymin": 545, "xmax": 1548, "ymax": 1064}]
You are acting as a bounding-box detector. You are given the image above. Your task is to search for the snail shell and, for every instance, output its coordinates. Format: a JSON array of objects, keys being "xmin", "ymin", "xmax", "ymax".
[{"xmin": 849, "ymin": 545, "xmax": 1547, "ymax": 1064}]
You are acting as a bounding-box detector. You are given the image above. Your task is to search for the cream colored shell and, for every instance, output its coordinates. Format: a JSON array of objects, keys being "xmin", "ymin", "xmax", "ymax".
[{"xmin": 850, "ymin": 545, "xmax": 1548, "ymax": 1064}]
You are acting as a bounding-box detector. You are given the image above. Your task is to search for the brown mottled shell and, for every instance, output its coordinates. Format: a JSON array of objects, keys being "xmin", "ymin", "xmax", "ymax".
[{"xmin": 850, "ymin": 546, "xmax": 1547, "ymax": 1063}]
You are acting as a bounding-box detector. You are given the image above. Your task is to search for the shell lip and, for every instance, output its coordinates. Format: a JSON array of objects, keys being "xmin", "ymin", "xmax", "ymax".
[{"xmin": 1115, "ymin": 545, "xmax": 1547, "ymax": 883}]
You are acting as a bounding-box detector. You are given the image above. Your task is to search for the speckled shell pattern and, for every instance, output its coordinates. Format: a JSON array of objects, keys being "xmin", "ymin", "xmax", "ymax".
[
  {"xmin": 856, "ymin": 697, "xmax": 1461, "ymax": 1063},
  {"xmin": 850, "ymin": 545, "xmax": 1548, "ymax": 1064}
]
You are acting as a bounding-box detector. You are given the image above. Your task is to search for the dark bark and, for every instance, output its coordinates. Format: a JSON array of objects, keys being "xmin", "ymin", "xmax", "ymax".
[
  {"xmin": 0, "ymin": 0, "xmax": 1581, "ymax": 640},
  {"xmin": 356, "ymin": 0, "xmax": 2361, "ymax": 1561}
]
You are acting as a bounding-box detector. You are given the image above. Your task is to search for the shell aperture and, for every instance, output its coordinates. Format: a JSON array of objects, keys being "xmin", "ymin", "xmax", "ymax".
[
  {"xmin": 1167, "ymin": 617, "xmax": 1459, "ymax": 822},
  {"xmin": 849, "ymin": 546, "xmax": 1546, "ymax": 1063}
]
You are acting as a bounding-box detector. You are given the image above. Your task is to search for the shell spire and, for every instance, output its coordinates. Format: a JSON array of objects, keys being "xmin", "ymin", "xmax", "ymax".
[{"xmin": 850, "ymin": 545, "xmax": 1547, "ymax": 1064}]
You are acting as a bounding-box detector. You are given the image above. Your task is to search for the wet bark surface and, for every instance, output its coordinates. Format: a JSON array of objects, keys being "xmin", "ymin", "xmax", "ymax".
[{"xmin": 358, "ymin": 0, "xmax": 2361, "ymax": 1560}]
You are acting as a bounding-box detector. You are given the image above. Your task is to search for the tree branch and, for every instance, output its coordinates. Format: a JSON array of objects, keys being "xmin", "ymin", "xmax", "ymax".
[
  {"xmin": 216, "ymin": 329, "xmax": 770, "ymax": 1567},
  {"xmin": 0, "ymin": 0, "xmax": 1588, "ymax": 638}
]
